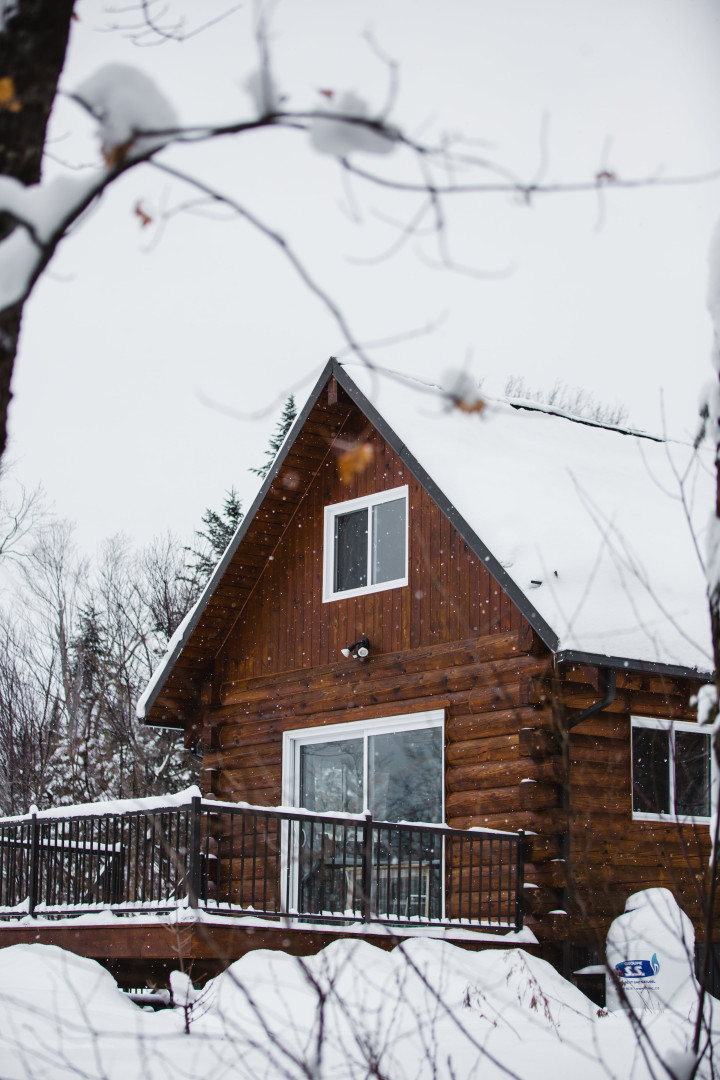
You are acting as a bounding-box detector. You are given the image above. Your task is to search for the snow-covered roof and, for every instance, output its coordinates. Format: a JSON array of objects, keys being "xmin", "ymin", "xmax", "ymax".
[
  {"xmin": 344, "ymin": 362, "xmax": 712, "ymax": 674},
  {"xmin": 139, "ymin": 359, "xmax": 713, "ymax": 723}
]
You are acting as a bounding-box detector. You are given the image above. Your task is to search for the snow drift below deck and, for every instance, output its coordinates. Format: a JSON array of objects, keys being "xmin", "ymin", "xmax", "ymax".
[{"xmin": 0, "ymin": 937, "xmax": 716, "ymax": 1079}]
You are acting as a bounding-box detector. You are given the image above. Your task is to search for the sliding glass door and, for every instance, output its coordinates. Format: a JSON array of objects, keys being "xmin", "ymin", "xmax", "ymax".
[{"xmin": 284, "ymin": 713, "xmax": 443, "ymax": 919}]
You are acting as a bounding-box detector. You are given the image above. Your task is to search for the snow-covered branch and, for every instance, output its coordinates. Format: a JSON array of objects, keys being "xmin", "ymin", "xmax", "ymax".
[{"xmin": 2, "ymin": 59, "xmax": 718, "ymax": 333}]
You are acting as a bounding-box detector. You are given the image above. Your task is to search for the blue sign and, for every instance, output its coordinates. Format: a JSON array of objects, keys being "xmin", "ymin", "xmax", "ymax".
[{"xmin": 615, "ymin": 954, "xmax": 660, "ymax": 980}]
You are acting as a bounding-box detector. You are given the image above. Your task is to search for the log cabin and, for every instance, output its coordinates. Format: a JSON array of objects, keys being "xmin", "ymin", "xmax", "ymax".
[
  {"xmin": 134, "ymin": 357, "xmax": 715, "ymax": 980},
  {"xmin": 1, "ymin": 357, "xmax": 714, "ymax": 990}
]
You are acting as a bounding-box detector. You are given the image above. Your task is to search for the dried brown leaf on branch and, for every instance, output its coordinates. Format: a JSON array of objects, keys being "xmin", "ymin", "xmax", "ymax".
[
  {"xmin": 0, "ymin": 78, "xmax": 21, "ymax": 113},
  {"xmin": 103, "ymin": 140, "xmax": 133, "ymax": 167},
  {"xmin": 134, "ymin": 201, "xmax": 153, "ymax": 228},
  {"xmin": 337, "ymin": 442, "xmax": 374, "ymax": 483},
  {"xmin": 452, "ymin": 395, "xmax": 486, "ymax": 415}
]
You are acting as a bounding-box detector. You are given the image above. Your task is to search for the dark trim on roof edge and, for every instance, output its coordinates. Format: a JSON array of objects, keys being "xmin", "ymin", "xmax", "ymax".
[{"xmin": 554, "ymin": 649, "xmax": 713, "ymax": 682}]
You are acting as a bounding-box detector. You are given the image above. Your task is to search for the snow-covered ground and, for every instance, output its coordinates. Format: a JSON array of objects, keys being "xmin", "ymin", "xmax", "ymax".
[{"xmin": 0, "ymin": 937, "xmax": 715, "ymax": 1080}]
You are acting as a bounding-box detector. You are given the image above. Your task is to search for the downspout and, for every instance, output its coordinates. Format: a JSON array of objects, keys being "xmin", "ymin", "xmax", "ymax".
[
  {"xmin": 560, "ymin": 666, "xmax": 617, "ymax": 977},
  {"xmin": 567, "ymin": 668, "xmax": 617, "ymax": 730}
]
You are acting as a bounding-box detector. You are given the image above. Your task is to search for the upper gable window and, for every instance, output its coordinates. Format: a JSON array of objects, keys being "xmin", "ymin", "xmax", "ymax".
[
  {"xmin": 631, "ymin": 716, "xmax": 713, "ymax": 822},
  {"xmin": 323, "ymin": 486, "xmax": 408, "ymax": 602}
]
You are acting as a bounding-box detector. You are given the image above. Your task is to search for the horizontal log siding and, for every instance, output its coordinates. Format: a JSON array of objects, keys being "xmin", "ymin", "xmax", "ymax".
[
  {"xmin": 445, "ymin": 696, "xmax": 566, "ymax": 935},
  {"xmin": 564, "ymin": 672, "xmax": 714, "ymax": 949},
  {"xmin": 196, "ymin": 398, "xmax": 566, "ymax": 940},
  {"xmin": 205, "ymin": 627, "xmax": 567, "ymax": 938},
  {"xmin": 216, "ymin": 417, "xmax": 523, "ymax": 685},
  {"xmin": 206, "ymin": 634, "xmax": 568, "ymax": 937},
  {"xmin": 204, "ymin": 634, "xmax": 544, "ymax": 790}
]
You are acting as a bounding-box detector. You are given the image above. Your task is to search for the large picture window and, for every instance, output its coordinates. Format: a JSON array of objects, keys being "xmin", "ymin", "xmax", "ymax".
[
  {"xmin": 323, "ymin": 486, "xmax": 408, "ymax": 602},
  {"xmin": 631, "ymin": 717, "xmax": 712, "ymax": 821}
]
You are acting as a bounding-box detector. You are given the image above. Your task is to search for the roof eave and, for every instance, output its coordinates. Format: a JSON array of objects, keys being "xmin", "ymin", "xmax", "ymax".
[{"xmin": 554, "ymin": 648, "xmax": 713, "ymax": 682}]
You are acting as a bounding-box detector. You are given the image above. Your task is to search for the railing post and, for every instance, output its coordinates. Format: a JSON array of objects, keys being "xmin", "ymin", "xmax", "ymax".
[
  {"xmin": 361, "ymin": 811, "xmax": 373, "ymax": 922},
  {"xmin": 187, "ymin": 797, "xmax": 202, "ymax": 909},
  {"xmin": 515, "ymin": 829, "xmax": 525, "ymax": 930},
  {"xmin": 28, "ymin": 809, "xmax": 39, "ymax": 917}
]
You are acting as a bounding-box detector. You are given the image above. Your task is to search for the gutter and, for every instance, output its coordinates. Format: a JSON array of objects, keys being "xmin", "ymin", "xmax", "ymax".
[{"xmin": 555, "ymin": 649, "xmax": 712, "ymax": 683}]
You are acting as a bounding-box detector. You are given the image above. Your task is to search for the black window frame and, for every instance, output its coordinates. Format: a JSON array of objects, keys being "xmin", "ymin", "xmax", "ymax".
[{"xmin": 631, "ymin": 716, "xmax": 713, "ymax": 822}]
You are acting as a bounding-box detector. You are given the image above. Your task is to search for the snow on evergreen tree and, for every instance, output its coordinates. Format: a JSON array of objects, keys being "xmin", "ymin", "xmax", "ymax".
[{"xmin": 0, "ymin": 520, "xmax": 200, "ymax": 812}]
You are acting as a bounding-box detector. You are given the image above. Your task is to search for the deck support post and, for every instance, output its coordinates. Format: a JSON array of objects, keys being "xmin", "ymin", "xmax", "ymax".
[
  {"xmin": 187, "ymin": 796, "xmax": 202, "ymax": 909},
  {"xmin": 515, "ymin": 830, "xmax": 525, "ymax": 931},
  {"xmin": 361, "ymin": 811, "xmax": 373, "ymax": 922},
  {"xmin": 27, "ymin": 811, "xmax": 39, "ymax": 917}
]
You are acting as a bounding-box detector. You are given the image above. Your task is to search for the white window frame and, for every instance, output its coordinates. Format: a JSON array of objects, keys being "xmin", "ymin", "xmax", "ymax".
[
  {"xmin": 322, "ymin": 486, "xmax": 409, "ymax": 603},
  {"xmin": 631, "ymin": 716, "xmax": 714, "ymax": 824},
  {"xmin": 281, "ymin": 711, "xmax": 445, "ymax": 917},
  {"xmin": 282, "ymin": 710, "xmax": 445, "ymax": 820}
]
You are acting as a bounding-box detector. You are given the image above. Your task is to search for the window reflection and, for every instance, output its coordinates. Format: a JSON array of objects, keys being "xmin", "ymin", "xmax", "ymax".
[
  {"xmin": 631, "ymin": 720, "xmax": 711, "ymax": 818},
  {"xmin": 632, "ymin": 726, "xmax": 670, "ymax": 814},
  {"xmin": 293, "ymin": 720, "xmax": 444, "ymax": 920},
  {"xmin": 675, "ymin": 732, "xmax": 711, "ymax": 817},
  {"xmin": 299, "ymin": 739, "xmax": 363, "ymax": 814},
  {"xmin": 369, "ymin": 728, "xmax": 443, "ymax": 823},
  {"xmin": 372, "ymin": 498, "xmax": 406, "ymax": 585}
]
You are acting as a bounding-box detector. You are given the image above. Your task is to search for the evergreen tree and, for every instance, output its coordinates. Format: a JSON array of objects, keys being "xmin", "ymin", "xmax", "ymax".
[
  {"xmin": 185, "ymin": 488, "xmax": 244, "ymax": 584},
  {"xmin": 184, "ymin": 397, "xmax": 296, "ymax": 585},
  {"xmin": 249, "ymin": 395, "xmax": 297, "ymax": 480},
  {"xmin": 185, "ymin": 397, "xmax": 297, "ymax": 587}
]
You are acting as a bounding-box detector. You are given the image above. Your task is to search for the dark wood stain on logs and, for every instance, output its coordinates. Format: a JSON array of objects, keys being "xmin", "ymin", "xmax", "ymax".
[{"xmin": 218, "ymin": 419, "xmax": 523, "ymax": 684}]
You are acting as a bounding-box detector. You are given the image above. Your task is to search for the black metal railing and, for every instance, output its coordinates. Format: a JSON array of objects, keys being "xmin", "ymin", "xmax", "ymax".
[{"xmin": 0, "ymin": 793, "xmax": 525, "ymax": 931}]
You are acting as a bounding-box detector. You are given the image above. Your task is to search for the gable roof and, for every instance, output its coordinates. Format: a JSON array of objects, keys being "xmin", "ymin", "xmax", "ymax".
[{"xmin": 138, "ymin": 359, "xmax": 713, "ymax": 727}]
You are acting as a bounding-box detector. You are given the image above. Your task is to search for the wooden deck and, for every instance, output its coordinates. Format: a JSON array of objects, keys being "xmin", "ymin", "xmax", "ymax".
[
  {"xmin": 0, "ymin": 918, "xmax": 544, "ymax": 989},
  {"xmin": 0, "ymin": 793, "xmax": 533, "ymax": 987}
]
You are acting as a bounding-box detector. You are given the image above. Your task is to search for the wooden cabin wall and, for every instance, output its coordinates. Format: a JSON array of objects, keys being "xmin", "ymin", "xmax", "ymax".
[
  {"xmin": 198, "ymin": 401, "xmax": 715, "ymax": 951},
  {"xmin": 557, "ymin": 666, "xmax": 714, "ymax": 951},
  {"xmin": 201, "ymin": 626, "xmax": 567, "ymax": 939},
  {"xmin": 216, "ymin": 419, "xmax": 522, "ymax": 685},
  {"xmin": 199, "ymin": 416, "xmax": 571, "ymax": 940},
  {"xmin": 204, "ymin": 630, "xmax": 548, "ymax": 802}
]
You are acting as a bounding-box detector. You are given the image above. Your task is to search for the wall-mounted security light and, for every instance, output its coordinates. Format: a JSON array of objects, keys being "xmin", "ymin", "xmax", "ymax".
[
  {"xmin": 186, "ymin": 740, "xmax": 205, "ymax": 765},
  {"xmin": 341, "ymin": 638, "xmax": 370, "ymax": 661}
]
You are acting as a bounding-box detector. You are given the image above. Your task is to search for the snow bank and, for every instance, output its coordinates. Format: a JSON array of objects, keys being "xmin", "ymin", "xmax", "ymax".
[
  {"xmin": 0, "ymin": 937, "xmax": 715, "ymax": 1079},
  {"xmin": 211, "ymin": 938, "xmax": 604, "ymax": 1079}
]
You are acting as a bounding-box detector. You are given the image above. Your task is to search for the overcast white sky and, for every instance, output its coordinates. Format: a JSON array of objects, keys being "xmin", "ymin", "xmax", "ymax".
[{"xmin": 6, "ymin": 0, "xmax": 720, "ymax": 555}]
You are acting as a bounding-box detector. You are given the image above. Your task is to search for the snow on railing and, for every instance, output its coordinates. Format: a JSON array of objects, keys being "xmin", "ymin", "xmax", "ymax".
[{"xmin": 0, "ymin": 794, "xmax": 526, "ymax": 931}]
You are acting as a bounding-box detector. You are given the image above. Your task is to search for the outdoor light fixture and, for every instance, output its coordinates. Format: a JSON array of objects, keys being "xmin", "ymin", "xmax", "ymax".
[
  {"xmin": 186, "ymin": 740, "xmax": 205, "ymax": 765},
  {"xmin": 341, "ymin": 638, "xmax": 370, "ymax": 660}
]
